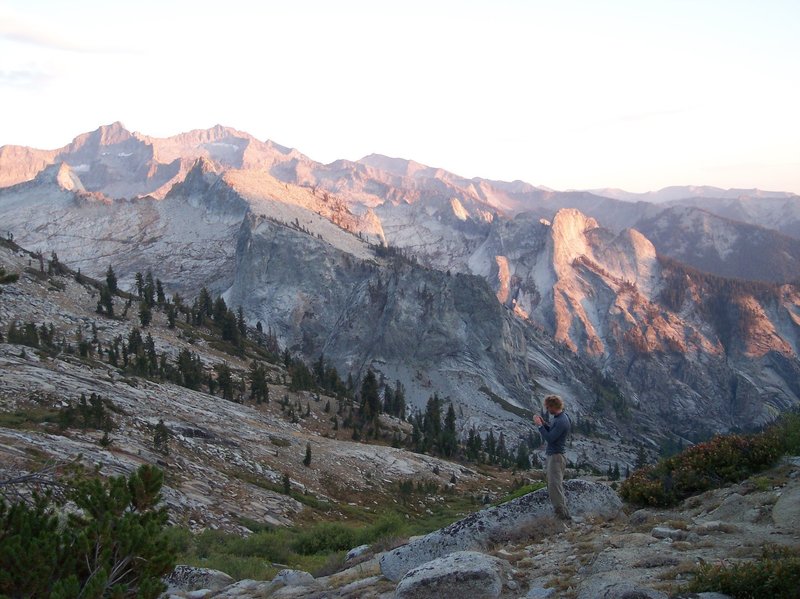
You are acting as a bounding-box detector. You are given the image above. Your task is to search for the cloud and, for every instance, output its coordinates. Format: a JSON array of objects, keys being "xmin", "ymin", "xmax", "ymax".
[
  {"xmin": 0, "ymin": 67, "xmax": 54, "ymax": 89},
  {"xmin": 0, "ymin": 11, "xmax": 135, "ymax": 54}
]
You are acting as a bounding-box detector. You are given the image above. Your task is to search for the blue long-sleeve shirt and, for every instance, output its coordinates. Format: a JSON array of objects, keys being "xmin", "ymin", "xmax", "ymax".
[{"xmin": 538, "ymin": 411, "xmax": 570, "ymax": 455}]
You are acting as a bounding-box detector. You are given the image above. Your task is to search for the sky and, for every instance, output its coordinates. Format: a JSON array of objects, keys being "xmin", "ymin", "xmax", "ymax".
[{"xmin": 1, "ymin": 0, "xmax": 799, "ymax": 194}]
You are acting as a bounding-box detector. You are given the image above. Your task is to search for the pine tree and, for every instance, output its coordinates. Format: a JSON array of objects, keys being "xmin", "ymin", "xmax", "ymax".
[
  {"xmin": 236, "ymin": 306, "xmax": 247, "ymax": 338},
  {"xmin": 248, "ymin": 361, "xmax": 269, "ymax": 404},
  {"xmin": 139, "ymin": 302, "xmax": 152, "ymax": 327},
  {"xmin": 485, "ymin": 430, "xmax": 497, "ymax": 463},
  {"xmin": 153, "ymin": 419, "xmax": 170, "ymax": 455},
  {"xmin": 105, "ymin": 264, "xmax": 118, "ymax": 294},
  {"xmin": 423, "ymin": 393, "xmax": 442, "ymax": 453},
  {"xmin": 515, "ymin": 443, "xmax": 532, "ymax": 470},
  {"xmin": 215, "ymin": 363, "xmax": 234, "ymax": 401},
  {"xmin": 135, "ymin": 272, "xmax": 145, "ymax": 298},
  {"xmin": 441, "ymin": 403, "xmax": 458, "ymax": 457},
  {"xmin": 97, "ymin": 285, "xmax": 114, "ymax": 317},
  {"xmin": 156, "ymin": 279, "xmax": 166, "ymax": 305},
  {"xmin": 0, "ymin": 464, "xmax": 175, "ymax": 598},
  {"xmin": 213, "ymin": 296, "xmax": 228, "ymax": 324},
  {"xmin": 359, "ymin": 369, "xmax": 381, "ymax": 423},
  {"xmin": 303, "ymin": 442, "xmax": 312, "ymax": 467},
  {"xmin": 144, "ymin": 271, "xmax": 156, "ymax": 306},
  {"xmin": 393, "ymin": 381, "xmax": 406, "ymax": 420}
]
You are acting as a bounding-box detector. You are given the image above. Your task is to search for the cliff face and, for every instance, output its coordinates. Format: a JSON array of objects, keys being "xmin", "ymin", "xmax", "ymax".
[{"xmin": 224, "ymin": 214, "xmax": 593, "ymax": 436}]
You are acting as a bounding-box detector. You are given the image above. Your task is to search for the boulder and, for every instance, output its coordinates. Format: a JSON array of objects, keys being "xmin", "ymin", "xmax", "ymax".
[
  {"xmin": 772, "ymin": 484, "xmax": 800, "ymax": 532},
  {"xmin": 394, "ymin": 551, "xmax": 509, "ymax": 599},
  {"xmin": 380, "ymin": 479, "xmax": 621, "ymax": 581},
  {"xmin": 345, "ymin": 543, "xmax": 371, "ymax": 562},
  {"xmin": 162, "ymin": 565, "xmax": 235, "ymax": 594},
  {"xmin": 271, "ymin": 569, "xmax": 315, "ymax": 587}
]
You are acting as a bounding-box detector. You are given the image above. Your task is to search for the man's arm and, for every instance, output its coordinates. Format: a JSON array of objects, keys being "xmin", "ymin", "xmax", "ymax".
[{"xmin": 538, "ymin": 416, "xmax": 567, "ymax": 443}]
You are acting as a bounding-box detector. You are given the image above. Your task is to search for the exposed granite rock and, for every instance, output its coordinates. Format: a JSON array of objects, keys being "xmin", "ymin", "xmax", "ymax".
[
  {"xmin": 162, "ymin": 565, "xmax": 234, "ymax": 594},
  {"xmin": 380, "ymin": 479, "xmax": 622, "ymax": 581},
  {"xmin": 576, "ymin": 580, "xmax": 669, "ymax": 599},
  {"xmin": 394, "ymin": 551, "xmax": 509, "ymax": 599},
  {"xmin": 772, "ymin": 483, "xmax": 800, "ymax": 532}
]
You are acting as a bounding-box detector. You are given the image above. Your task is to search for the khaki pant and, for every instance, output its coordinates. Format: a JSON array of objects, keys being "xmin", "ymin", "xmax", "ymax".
[{"xmin": 546, "ymin": 453, "xmax": 570, "ymax": 519}]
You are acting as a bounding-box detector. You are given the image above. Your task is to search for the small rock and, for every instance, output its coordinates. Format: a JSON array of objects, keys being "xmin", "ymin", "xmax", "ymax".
[
  {"xmin": 651, "ymin": 526, "xmax": 688, "ymax": 541},
  {"xmin": 345, "ymin": 543, "xmax": 371, "ymax": 562},
  {"xmin": 272, "ymin": 568, "xmax": 315, "ymax": 587}
]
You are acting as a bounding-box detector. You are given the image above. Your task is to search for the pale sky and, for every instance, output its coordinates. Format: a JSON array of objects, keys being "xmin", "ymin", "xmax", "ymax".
[{"xmin": 1, "ymin": 0, "xmax": 799, "ymax": 194}]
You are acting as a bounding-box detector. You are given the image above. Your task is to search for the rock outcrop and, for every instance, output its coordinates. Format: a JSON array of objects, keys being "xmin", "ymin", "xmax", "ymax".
[
  {"xmin": 379, "ymin": 480, "xmax": 622, "ymax": 581},
  {"xmin": 395, "ymin": 551, "xmax": 511, "ymax": 599}
]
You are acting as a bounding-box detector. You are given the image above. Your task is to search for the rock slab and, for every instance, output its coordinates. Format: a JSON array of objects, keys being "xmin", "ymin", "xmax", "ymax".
[
  {"xmin": 394, "ymin": 551, "xmax": 508, "ymax": 599},
  {"xmin": 380, "ymin": 479, "xmax": 622, "ymax": 581}
]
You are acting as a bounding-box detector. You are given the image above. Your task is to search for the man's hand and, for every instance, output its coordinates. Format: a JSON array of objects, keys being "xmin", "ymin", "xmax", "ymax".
[{"xmin": 533, "ymin": 414, "xmax": 544, "ymax": 426}]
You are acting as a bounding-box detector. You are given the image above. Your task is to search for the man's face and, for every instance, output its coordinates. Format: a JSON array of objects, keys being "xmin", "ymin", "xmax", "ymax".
[{"xmin": 546, "ymin": 404, "xmax": 560, "ymax": 415}]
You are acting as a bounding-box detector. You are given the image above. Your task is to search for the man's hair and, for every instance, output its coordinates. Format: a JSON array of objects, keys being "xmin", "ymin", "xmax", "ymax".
[{"xmin": 544, "ymin": 395, "xmax": 564, "ymax": 411}]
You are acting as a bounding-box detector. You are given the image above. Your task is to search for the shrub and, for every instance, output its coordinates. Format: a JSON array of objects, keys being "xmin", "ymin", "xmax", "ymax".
[
  {"xmin": 687, "ymin": 545, "xmax": 800, "ymax": 598},
  {"xmin": 620, "ymin": 419, "xmax": 786, "ymax": 507},
  {"xmin": 0, "ymin": 464, "xmax": 175, "ymax": 598},
  {"xmin": 292, "ymin": 522, "xmax": 358, "ymax": 555}
]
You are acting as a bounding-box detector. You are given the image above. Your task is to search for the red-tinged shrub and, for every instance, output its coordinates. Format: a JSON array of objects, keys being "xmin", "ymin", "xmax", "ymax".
[{"xmin": 620, "ymin": 418, "xmax": 788, "ymax": 507}]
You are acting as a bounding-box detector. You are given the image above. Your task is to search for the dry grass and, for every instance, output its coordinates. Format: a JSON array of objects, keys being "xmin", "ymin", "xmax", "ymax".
[
  {"xmin": 666, "ymin": 519, "xmax": 690, "ymax": 530},
  {"xmin": 658, "ymin": 559, "xmax": 700, "ymax": 580}
]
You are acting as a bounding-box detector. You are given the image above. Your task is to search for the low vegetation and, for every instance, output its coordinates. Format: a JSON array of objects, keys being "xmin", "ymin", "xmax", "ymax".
[
  {"xmin": 0, "ymin": 464, "xmax": 175, "ymax": 598},
  {"xmin": 687, "ymin": 544, "xmax": 800, "ymax": 599},
  {"xmin": 169, "ymin": 501, "xmax": 475, "ymax": 581},
  {"xmin": 620, "ymin": 412, "xmax": 800, "ymax": 507}
]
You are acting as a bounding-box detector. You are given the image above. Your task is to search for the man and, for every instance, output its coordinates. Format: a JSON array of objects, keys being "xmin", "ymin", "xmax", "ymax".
[{"xmin": 534, "ymin": 394, "xmax": 572, "ymax": 521}]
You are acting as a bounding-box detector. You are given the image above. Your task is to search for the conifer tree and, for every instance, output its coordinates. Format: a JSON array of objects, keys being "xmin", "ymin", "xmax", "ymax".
[
  {"xmin": 248, "ymin": 361, "xmax": 269, "ymax": 404},
  {"xmin": 441, "ymin": 403, "xmax": 458, "ymax": 457},
  {"xmin": 156, "ymin": 279, "xmax": 166, "ymax": 305},
  {"xmin": 515, "ymin": 443, "xmax": 532, "ymax": 470},
  {"xmin": 153, "ymin": 419, "xmax": 170, "ymax": 455},
  {"xmin": 139, "ymin": 302, "xmax": 152, "ymax": 327},
  {"xmin": 105, "ymin": 264, "xmax": 118, "ymax": 294},
  {"xmin": 0, "ymin": 464, "xmax": 175, "ymax": 598},
  {"xmin": 97, "ymin": 285, "xmax": 114, "ymax": 317},
  {"xmin": 359, "ymin": 369, "xmax": 380, "ymax": 424},
  {"xmin": 215, "ymin": 363, "xmax": 234, "ymax": 401},
  {"xmin": 135, "ymin": 272, "xmax": 145, "ymax": 298}
]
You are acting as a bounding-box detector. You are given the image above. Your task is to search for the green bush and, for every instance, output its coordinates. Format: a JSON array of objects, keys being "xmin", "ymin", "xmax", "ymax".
[
  {"xmin": 687, "ymin": 545, "xmax": 800, "ymax": 598},
  {"xmin": 359, "ymin": 511, "xmax": 404, "ymax": 544},
  {"xmin": 227, "ymin": 529, "xmax": 292, "ymax": 563},
  {"xmin": 0, "ymin": 464, "xmax": 175, "ymax": 598},
  {"xmin": 620, "ymin": 419, "xmax": 787, "ymax": 507},
  {"xmin": 292, "ymin": 521, "xmax": 358, "ymax": 555},
  {"xmin": 775, "ymin": 410, "xmax": 800, "ymax": 455}
]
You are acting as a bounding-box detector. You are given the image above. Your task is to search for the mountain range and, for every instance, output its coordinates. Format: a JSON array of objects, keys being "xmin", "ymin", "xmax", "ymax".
[{"xmin": 1, "ymin": 122, "xmax": 799, "ymax": 448}]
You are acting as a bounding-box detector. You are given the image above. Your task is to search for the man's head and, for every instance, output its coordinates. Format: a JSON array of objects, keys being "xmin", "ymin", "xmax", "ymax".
[{"xmin": 543, "ymin": 394, "xmax": 564, "ymax": 414}]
